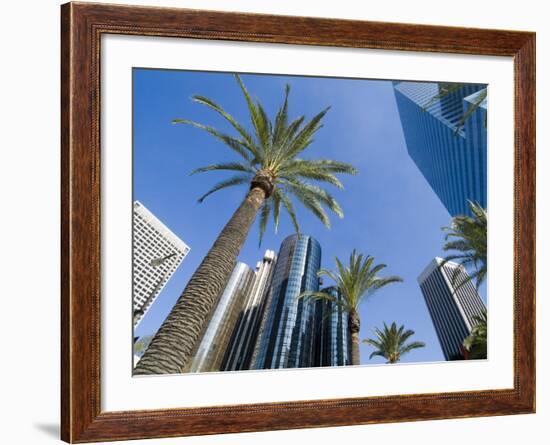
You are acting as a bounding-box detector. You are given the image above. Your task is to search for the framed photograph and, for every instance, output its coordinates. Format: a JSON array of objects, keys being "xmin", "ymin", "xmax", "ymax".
[{"xmin": 61, "ymin": 2, "xmax": 535, "ymax": 442}]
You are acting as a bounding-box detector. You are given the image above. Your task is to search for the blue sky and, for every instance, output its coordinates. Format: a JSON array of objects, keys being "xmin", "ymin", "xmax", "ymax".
[{"xmin": 133, "ymin": 68, "xmax": 486, "ymax": 366}]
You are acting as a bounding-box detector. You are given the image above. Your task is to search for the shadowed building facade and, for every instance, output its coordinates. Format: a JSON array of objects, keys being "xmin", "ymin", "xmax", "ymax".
[
  {"xmin": 188, "ymin": 262, "xmax": 255, "ymax": 373},
  {"xmin": 313, "ymin": 287, "xmax": 352, "ymax": 367},
  {"xmin": 252, "ymin": 234, "xmax": 322, "ymax": 369},
  {"xmin": 393, "ymin": 82, "xmax": 487, "ymax": 217},
  {"xmin": 418, "ymin": 257, "xmax": 487, "ymax": 361},
  {"xmin": 221, "ymin": 250, "xmax": 277, "ymax": 371}
]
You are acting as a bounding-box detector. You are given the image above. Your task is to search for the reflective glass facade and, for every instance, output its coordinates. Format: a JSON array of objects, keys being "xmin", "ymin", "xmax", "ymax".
[
  {"xmin": 221, "ymin": 250, "xmax": 277, "ymax": 371},
  {"xmin": 188, "ymin": 262, "xmax": 255, "ymax": 372},
  {"xmin": 314, "ymin": 287, "xmax": 351, "ymax": 367},
  {"xmin": 252, "ymin": 234, "xmax": 322, "ymax": 369},
  {"xmin": 393, "ymin": 82, "xmax": 487, "ymax": 216},
  {"xmin": 418, "ymin": 257, "xmax": 487, "ymax": 360}
]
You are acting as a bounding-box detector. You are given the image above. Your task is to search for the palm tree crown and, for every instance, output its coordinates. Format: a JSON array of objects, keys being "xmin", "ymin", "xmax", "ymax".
[
  {"xmin": 173, "ymin": 74, "xmax": 357, "ymax": 244},
  {"xmin": 441, "ymin": 200, "xmax": 487, "ymax": 289},
  {"xmin": 299, "ymin": 250, "xmax": 403, "ymax": 365},
  {"xmin": 303, "ymin": 250, "xmax": 403, "ymax": 313},
  {"xmin": 363, "ymin": 322, "xmax": 425, "ymax": 364}
]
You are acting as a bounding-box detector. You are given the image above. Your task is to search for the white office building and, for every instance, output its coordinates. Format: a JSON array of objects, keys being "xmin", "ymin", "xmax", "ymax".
[
  {"xmin": 133, "ymin": 200, "xmax": 190, "ymax": 327},
  {"xmin": 418, "ymin": 257, "xmax": 486, "ymax": 360}
]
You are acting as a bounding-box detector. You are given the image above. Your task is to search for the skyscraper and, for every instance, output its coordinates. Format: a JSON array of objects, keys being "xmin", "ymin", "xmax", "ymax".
[
  {"xmin": 189, "ymin": 262, "xmax": 255, "ymax": 373},
  {"xmin": 133, "ymin": 200, "xmax": 190, "ymax": 327},
  {"xmin": 393, "ymin": 81, "xmax": 487, "ymax": 216},
  {"xmin": 252, "ymin": 234, "xmax": 322, "ymax": 369},
  {"xmin": 221, "ymin": 250, "xmax": 277, "ymax": 371},
  {"xmin": 417, "ymin": 257, "xmax": 487, "ymax": 360},
  {"xmin": 313, "ymin": 287, "xmax": 352, "ymax": 367}
]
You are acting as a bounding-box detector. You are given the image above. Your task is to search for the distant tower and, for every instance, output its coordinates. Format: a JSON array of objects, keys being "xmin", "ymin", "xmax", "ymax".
[
  {"xmin": 252, "ymin": 234, "xmax": 322, "ymax": 369},
  {"xmin": 221, "ymin": 250, "xmax": 277, "ymax": 371},
  {"xmin": 313, "ymin": 287, "xmax": 352, "ymax": 367},
  {"xmin": 417, "ymin": 257, "xmax": 487, "ymax": 360},
  {"xmin": 189, "ymin": 262, "xmax": 255, "ymax": 373},
  {"xmin": 133, "ymin": 201, "xmax": 190, "ymax": 327},
  {"xmin": 393, "ymin": 81, "xmax": 487, "ymax": 216}
]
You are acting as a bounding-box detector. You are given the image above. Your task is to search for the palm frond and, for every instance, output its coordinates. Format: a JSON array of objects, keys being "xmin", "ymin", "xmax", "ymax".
[
  {"xmin": 278, "ymin": 191, "xmax": 300, "ymax": 236},
  {"xmin": 190, "ymin": 162, "xmax": 255, "ymax": 176},
  {"xmin": 190, "ymin": 95, "xmax": 256, "ymax": 149},
  {"xmin": 283, "ymin": 107, "xmax": 330, "ymax": 159},
  {"xmin": 422, "ymin": 83, "xmax": 465, "ymax": 110},
  {"xmin": 271, "ymin": 189, "xmax": 281, "ymax": 233},
  {"xmin": 258, "ymin": 201, "xmax": 271, "ymax": 246},
  {"xmin": 282, "ymin": 178, "xmax": 344, "ymax": 218},
  {"xmin": 196, "ymin": 175, "xmax": 250, "ymax": 203},
  {"xmin": 368, "ymin": 350, "xmax": 386, "ymax": 360},
  {"xmin": 172, "ymin": 119, "xmax": 252, "ymax": 161},
  {"xmin": 400, "ymin": 341, "xmax": 426, "ymax": 354},
  {"xmin": 298, "ymin": 290, "xmax": 338, "ymax": 304},
  {"xmin": 441, "ymin": 201, "xmax": 487, "ymax": 289},
  {"xmin": 287, "ymin": 186, "xmax": 331, "ymax": 227},
  {"xmin": 272, "ymin": 84, "xmax": 290, "ymax": 147},
  {"xmin": 233, "ymin": 74, "xmax": 270, "ymax": 150},
  {"xmin": 317, "ymin": 268, "xmax": 340, "ymax": 284},
  {"xmin": 454, "ymin": 89, "xmax": 487, "ymax": 134}
]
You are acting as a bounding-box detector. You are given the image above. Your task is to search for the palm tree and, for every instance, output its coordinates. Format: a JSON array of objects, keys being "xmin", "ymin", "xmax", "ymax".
[
  {"xmin": 463, "ymin": 311, "xmax": 487, "ymax": 359},
  {"xmin": 363, "ymin": 322, "xmax": 425, "ymax": 364},
  {"xmin": 299, "ymin": 250, "xmax": 402, "ymax": 366},
  {"xmin": 134, "ymin": 75, "xmax": 357, "ymax": 375},
  {"xmin": 441, "ymin": 200, "xmax": 487, "ymax": 290}
]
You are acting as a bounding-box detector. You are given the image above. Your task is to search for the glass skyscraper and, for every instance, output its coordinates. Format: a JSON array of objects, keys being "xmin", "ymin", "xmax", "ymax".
[
  {"xmin": 393, "ymin": 81, "xmax": 487, "ymax": 216},
  {"xmin": 313, "ymin": 287, "xmax": 351, "ymax": 367},
  {"xmin": 252, "ymin": 234, "xmax": 322, "ymax": 369},
  {"xmin": 417, "ymin": 257, "xmax": 487, "ymax": 361},
  {"xmin": 221, "ymin": 250, "xmax": 277, "ymax": 371},
  {"xmin": 188, "ymin": 262, "xmax": 255, "ymax": 373}
]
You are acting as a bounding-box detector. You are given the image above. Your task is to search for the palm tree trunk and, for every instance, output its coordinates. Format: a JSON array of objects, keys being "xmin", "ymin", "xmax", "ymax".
[
  {"xmin": 349, "ymin": 309, "xmax": 361, "ymax": 366},
  {"xmin": 134, "ymin": 187, "xmax": 266, "ymax": 375}
]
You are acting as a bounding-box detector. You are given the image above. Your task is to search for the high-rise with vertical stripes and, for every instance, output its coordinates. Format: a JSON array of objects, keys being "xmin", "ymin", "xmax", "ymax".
[
  {"xmin": 221, "ymin": 250, "xmax": 277, "ymax": 371},
  {"xmin": 393, "ymin": 82, "xmax": 487, "ymax": 216},
  {"xmin": 188, "ymin": 262, "xmax": 256, "ymax": 373},
  {"xmin": 133, "ymin": 200, "xmax": 190, "ymax": 327},
  {"xmin": 313, "ymin": 287, "xmax": 352, "ymax": 367},
  {"xmin": 418, "ymin": 257, "xmax": 487, "ymax": 360},
  {"xmin": 252, "ymin": 234, "xmax": 322, "ymax": 369}
]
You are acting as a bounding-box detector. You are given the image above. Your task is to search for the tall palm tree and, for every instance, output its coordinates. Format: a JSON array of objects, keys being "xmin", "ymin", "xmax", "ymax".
[
  {"xmin": 441, "ymin": 200, "xmax": 487, "ymax": 290},
  {"xmin": 463, "ymin": 311, "xmax": 487, "ymax": 359},
  {"xmin": 299, "ymin": 250, "xmax": 402, "ymax": 366},
  {"xmin": 134, "ymin": 75, "xmax": 357, "ymax": 375},
  {"xmin": 363, "ymin": 322, "xmax": 425, "ymax": 364}
]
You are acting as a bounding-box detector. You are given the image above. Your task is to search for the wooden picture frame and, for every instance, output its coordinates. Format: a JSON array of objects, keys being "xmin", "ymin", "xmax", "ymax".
[{"xmin": 61, "ymin": 2, "xmax": 535, "ymax": 442}]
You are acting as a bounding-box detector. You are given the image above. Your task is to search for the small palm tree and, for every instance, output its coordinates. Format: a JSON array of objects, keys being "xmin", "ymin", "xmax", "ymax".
[
  {"xmin": 363, "ymin": 322, "xmax": 425, "ymax": 364},
  {"xmin": 441, "ymin": 200, "xmax": 487, "ymax": 290},
  {"xmin": 135, "ymin": 75, "xmax": 357, "ymax": 375},
  {"xmin": 300, "ymin": 250, "xmax": 402, "ymax": 366},
  {"xmin": 463, "ymin": 311, "xmax": 487, "ymax": 359}
]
